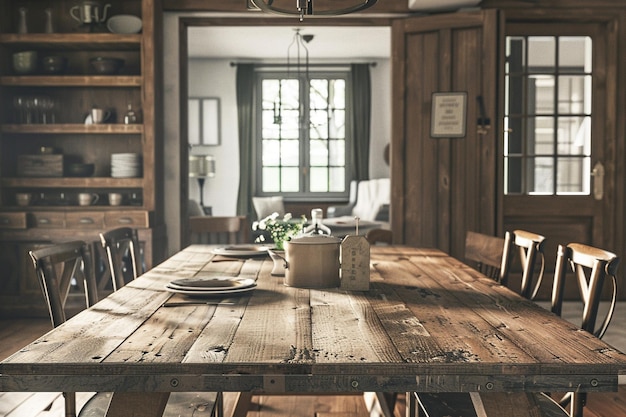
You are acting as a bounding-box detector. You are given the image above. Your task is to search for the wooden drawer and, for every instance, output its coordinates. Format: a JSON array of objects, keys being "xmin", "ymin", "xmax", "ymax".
[
  {"xmin": 32, "ymin": 212, "xmax": 66, "ymax": 228},
  {"xmin": 0, "ymin": 212, "xmax": 27, "ymax": 229},
  {"xmin": 66, "ymin": 212, "xmax": 105, "ymax": 229},
  {"xmin": 105, "ymin": 211, "xmax": 150, "ymax": 228}
]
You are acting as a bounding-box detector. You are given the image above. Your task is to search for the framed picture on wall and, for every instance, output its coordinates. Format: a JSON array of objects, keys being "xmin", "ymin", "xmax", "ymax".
[
  {"xmin": 188, "ymin": 97, "xmax": 221, "ymax": 145},
  {"xmin": 430, "ymin": 92, "xmax": 467, "ymax": 138}
]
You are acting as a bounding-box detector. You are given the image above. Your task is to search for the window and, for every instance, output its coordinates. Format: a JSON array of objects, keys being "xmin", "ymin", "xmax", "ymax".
[
  {"xmin": 504, "ymin": 36, "xmax": 592, "ymax": 195},
  {"xmin": 255, "ymin": 70, "xmax": 351, "ymax": 199}
]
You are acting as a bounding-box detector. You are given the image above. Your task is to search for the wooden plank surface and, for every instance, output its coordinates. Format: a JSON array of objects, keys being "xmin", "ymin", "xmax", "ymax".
[{"xmin": 1, "ymin": 245, "xmax": 625, "ymax": 396}]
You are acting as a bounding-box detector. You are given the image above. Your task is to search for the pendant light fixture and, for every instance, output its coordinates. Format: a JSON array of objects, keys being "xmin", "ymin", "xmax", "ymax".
[{"xmin": 249, "ymin": 0, "xmax": 378, "ymax": 21}]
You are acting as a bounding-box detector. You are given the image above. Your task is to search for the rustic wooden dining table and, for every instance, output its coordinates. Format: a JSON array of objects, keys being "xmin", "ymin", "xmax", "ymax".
[{"xmin": 1, "ymin": 244, "xmax": 626, "ymax": 417}]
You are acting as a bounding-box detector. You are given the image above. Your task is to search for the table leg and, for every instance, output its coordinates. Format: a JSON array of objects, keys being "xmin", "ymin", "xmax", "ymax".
[
  {"xmin": 230, "ymin": 392, "xmax": 253, "ymax": 417},
  {"xmin": 105, "ymin": 392, "xmax": 170, "ymax": 417}
]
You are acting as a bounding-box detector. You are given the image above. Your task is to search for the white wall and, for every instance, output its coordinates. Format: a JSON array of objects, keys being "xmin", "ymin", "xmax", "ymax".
[
  {"xmin": 163, "ymin": 13, "xmax": 391, "ymax": 253},
  {"xmin": 187, "ymin": 60, "xmax": 240, "ymax": 216}
]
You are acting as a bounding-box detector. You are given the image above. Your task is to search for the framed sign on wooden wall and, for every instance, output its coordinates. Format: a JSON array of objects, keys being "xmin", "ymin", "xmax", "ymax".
[
  {"xmin": 430, "ymin": 92, "xmax": 467, "ymax": 138},
  {"xmin": 189, "ymin": 97, "xmax": 221, "ymax": 145}
]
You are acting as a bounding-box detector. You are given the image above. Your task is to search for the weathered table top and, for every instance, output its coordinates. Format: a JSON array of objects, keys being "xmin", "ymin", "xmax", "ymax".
[{"xmin": 2, "ymin": 245, "xmax": 626, "ymax": 397}]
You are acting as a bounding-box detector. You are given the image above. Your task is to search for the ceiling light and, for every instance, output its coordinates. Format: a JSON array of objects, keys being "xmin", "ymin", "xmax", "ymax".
[{"xmin": 249, "ymin": 0, "xmax": 378, "ymax": 21}]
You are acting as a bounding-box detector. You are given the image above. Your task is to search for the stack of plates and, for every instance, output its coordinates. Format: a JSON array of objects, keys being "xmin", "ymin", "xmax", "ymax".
[
  {"xmin": 165, "ymin": 276, "xmax": 257, "ymax": 297},
  {"xmin": 111, "ymin": 153, "xmax": 142, "ymax": 178}
]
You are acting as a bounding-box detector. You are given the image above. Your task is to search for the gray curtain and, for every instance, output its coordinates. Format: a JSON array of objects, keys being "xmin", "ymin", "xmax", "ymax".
[
  {"xmin": 236, "ymin": 64, "xmax": 255, "ymax": 217},
  {"xmin": 351, "ymin": 64, "xmax": 371, "ymax": 181}
]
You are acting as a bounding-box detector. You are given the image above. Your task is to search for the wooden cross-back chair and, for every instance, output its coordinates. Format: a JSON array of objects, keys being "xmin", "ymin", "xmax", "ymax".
[
  {"xmin": 29, "ymin": 240, "xmax": 102, "ymax": 417},
  {"xmin": 464, "ymin": 231, "xmax": 508, "ymax": 282},
  {"xmin": 365, "ymin": 228, "xmax": 393, "ymax": 245},
  {"xmin": 99, "ymin": 227, "xmax": 142, "ymax": 291},
  {"xmin": 189, "ymin": 215, "xmax": 250, "ymax": 245},
  {"xmin": 550, "ymin": 242, "xmax": 619, "ymax": 417},
  {"xmin": 502, "ymin": 229, "xmax": 547, "ymax": 300}
]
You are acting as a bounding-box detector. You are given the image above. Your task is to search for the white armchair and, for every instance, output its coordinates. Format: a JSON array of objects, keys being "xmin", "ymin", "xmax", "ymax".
[{"xmin": 327, "ymin": 178, "xmax": 390, "ymax": 222}]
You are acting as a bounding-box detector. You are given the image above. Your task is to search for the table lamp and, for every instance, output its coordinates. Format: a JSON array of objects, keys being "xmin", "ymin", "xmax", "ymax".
[{"xmin": 189, "ymin": 154, "xmax": 216, "ymax": 208}]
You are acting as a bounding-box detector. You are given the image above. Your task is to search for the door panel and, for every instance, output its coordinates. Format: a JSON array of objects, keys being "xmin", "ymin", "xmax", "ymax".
[
  {"xmin": 391, "ymin": 10, "xmax": 502, "ymax": 259},
  {"xmin": 503, "ymin": 22, "xmax": 617, "ymax": 299}
]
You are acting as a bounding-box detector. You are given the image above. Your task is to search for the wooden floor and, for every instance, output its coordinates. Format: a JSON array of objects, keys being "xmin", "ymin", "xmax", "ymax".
[{"xmin": 1, "ymin": 317, "xmax": 625, "ymax": 417}]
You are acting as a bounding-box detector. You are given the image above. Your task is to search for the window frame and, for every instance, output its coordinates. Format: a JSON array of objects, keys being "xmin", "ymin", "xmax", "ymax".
[{"xmin": 253, "ymin": 68, "xmax": 353, "ymax": 202}]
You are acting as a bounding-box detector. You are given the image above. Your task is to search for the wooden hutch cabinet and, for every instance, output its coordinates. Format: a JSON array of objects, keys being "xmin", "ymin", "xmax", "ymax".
[{"xmin": 0, "ymin": 0, "xmax": 164, "ymax": 317}]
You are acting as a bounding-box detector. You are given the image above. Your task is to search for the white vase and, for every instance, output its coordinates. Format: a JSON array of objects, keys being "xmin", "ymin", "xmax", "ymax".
[{"xmin": 268, "ymin": 249, "xmax": 286, "ymax": 276}]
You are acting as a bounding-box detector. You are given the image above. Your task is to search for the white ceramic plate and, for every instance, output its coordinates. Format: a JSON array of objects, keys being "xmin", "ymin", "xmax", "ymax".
[
  {"xmin": 107, "ymin": 15, "xmax": 143, "ymax": 34},
  {"xmin": 168, "ymin": 276, "xmax": 256, "ymax": 291},
  {"xmin": 212, "ymin": 245, "xmax": 272, "ymax": 257},
  {"xmin": 165, "ymin": 283, "xmax": 257, "ymax": 297}
]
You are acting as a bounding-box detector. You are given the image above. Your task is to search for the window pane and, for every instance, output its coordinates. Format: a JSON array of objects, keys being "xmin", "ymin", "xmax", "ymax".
[
  {"xmin": 557, "ymin": 116, "xmax": 590, "ymax": 155},
  {"xmin": 281, "ymin": 110, "xmax": 300, "ymax": 139},
  {"xmin": 310, "ymin": 167, "xmax": 328, "ymax": 192},
  {"xmin": 528, "ymin": 37, "xmax": 555, "ymax": 72},
  {"xmin": 262, "ymin": 140, "xmax": 280, "ymax": 165},
  {"xmin": 529, "ymin": 116, "xmax": 554, "ymax": 155},
  {"xmin": 329, "ymin": 167, "xmax": 345, "ymax": 192},
  {"xmin": 529, "ymin": 156, "xmax": 554, "ymax": 194},
  {"xmin": 557, "ymin": 157, "xmax": 590, "ymax": 194},
  {"xmin": 329, "ymin": 140, "xmax": 345, "ymax": 166},
  {"xmin": 310, "ymin": 140, "xmax": 328, "ymax": 166},
  {"xmin": 263, "ymin": 167, "xmax": 280, "ymax": 192},
  {"xmin": 330, "ymin": 109, "xmax": 345, "ymax": 138},
  {"xmin": 505, "ymin": 156, "xmax": 522, "ymax": 194},
  {"xmin": 330, "ymin": 79, "xmax": 346, "ymax": 108},
  {"xmin": 262, "ymin": 110, "xmax": 280, "ymax": 138},
  {"xmin": 310, "ymin": 79, "xmax": 328, "ymax": 109},
  {"xmin": 281, "ymin": 167, "xmax": 300, "ymax": 192},
  {"xmin": 310, "ymin": 110, "xmax": 328, "ymax": 139},
  {"xmin": 559, "ymin": 37, "xmax": 592, "ymax": 72},
  {"xmin": 281, "ymin": 140, "xmax": 299, "ymax": 166},
  {"xmin": 528, "ymin": 75, "xmax": 554, "ymax": 114},
  {"xmin": 505, "ymin": 37, "xmax": 525, "ymax": 75},
  {"xmin": 558, "ymin": 75, "xmax": 591, "ymax": 114}
]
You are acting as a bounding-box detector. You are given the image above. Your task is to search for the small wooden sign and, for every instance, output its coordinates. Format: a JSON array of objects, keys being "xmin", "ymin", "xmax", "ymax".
[
  {"xmin": 340, "ymin": 235, "xmax": 370, "ymax": 291},
  {"xmin": 430, "ymin": 92, "xmax": 467, "ymax": 138}
]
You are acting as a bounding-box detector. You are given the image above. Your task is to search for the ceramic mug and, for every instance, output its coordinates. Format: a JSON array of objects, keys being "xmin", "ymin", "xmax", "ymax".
[
  {"xmin": 90, "ymin": 107, "xmax": 111, "ymax": 124},
  {"xmin": 78, "ymin": 192, "xmax": 99, "ymax": 206},
  {"xmin": 16, "ymin": 193, "xmax": 32, "ymax": 207},
  {"xmin": 108, "ymin": 192, "xmax": 122, "ymax": 206}
]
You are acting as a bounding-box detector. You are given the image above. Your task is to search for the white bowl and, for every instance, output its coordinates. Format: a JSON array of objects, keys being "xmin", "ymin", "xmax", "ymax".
[{"xmin": 107, "ymin": 15, "xmax": 142, "ymax": 34}]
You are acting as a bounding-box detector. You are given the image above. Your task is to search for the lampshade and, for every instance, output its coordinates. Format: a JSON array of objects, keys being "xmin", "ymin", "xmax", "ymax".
[
  {"xmin": 249, "ymin": 0, "xmax": 378, "ymax": 21},
  {"xmin": 189, "ymin": 154, "xmax": 216, "ymax": 178}
]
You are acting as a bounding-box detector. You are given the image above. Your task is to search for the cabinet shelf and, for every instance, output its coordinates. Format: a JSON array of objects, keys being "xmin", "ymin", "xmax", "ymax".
[
  {"xmin": 2, "ymin": 177, "xmax": 143, "ymax": 188},
  {"xmin": 0, "ymin": 76, "xmax": 142, "ymax": 87},
  {"xmin": 0, "ymin": 33, "xmax": 142, "ymax": 50},
  {"xmin": 2, "ymin": 124, "xmax": 143, "ymax": 134}
]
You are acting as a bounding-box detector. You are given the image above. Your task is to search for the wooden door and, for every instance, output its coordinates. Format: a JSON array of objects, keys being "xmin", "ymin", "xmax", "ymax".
[
  {"xmin": 391, "ymin": 10, "xmax": 502, "ymax": 259},
  {"xmin": 502, "ymin": 21, "xmax": 617, "ymax": 298}
]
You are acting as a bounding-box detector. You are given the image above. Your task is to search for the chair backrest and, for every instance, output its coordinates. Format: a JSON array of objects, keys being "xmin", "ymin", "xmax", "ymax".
[
  {"xmin": 365, "ymin": 228, "xmax": 392, "ymax": 245},
  {"xmin": 551, "ymin": 242, "xmax": 619, "ymax": 339},
  {"xmin": 252, "ymin": 196, "xmax": 285, "ymax": 220},
  {"xmin": 99, "ymin": 227, "xmax": 142, "ymax": 292},
  {"xmin": 352, "ymin": 178, "xmax": 391, "ymax": 222},
  {"xmin": 502, "ymin": 229, "xmax": 546, "ymax": 299},
  {"xmin": 29, "ymin": 240, "xmax": 97, "ymax": 328},
  {"xmin": 464, "ymin": 231, "xmax": 507, "ymax": 282},
  {"xmin": 189, "ymin": 215, "xmax": 250, "ymax": 245}
]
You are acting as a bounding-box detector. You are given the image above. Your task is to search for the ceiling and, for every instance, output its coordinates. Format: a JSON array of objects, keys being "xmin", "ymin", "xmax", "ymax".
[{"xmin": 187, "ymin": 26, "xmax": 391, "ymax": 60}]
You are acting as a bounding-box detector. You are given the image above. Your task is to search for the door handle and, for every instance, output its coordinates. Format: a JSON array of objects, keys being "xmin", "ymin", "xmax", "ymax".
[{"xmin": 591, "ymin": 161, "xmax": 604, "ymax": 200}]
